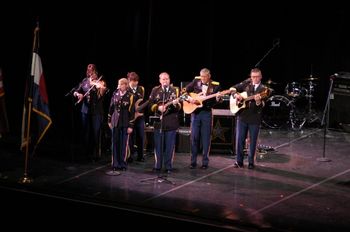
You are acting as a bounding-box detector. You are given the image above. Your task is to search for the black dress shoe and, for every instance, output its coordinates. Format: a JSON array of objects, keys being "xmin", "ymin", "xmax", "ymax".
[
  {"xmin": 201, "ymin": 165, "xmax": 208, "ymax": 169},
  {"xmin": 152, "ymin": 168, "xmax": 161, "ymax": 172},
  {"xmin": 165, "ymin": 169, "xmax": 171, "ymax": 174},
  {"xmin": 234, "ymin": 162, "xmax": 244, "ymax": 168},
  {"xmin": 189, "ymin": 165, "xmax": 196, "ymax": 169},
  {"xmin": 248, "ymin": 164, "xmax": 255, "ymax": 169}
]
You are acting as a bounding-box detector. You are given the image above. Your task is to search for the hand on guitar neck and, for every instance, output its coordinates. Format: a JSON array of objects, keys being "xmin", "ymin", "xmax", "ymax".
[
  {"xmin": 157, "ymin": 97, "xmax": 182, "ymax": 113},
  {"xmin": 182, "ymin": 89, "xmax": 232, "ymax": 114},
  {"xmin": 229, "ymin": 88, "xmax": 270, "ymax": 114}
]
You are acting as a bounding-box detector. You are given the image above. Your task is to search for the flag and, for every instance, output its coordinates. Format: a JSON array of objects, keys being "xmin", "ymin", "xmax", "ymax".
[
  {"xmin": 21, "ymin": 24, "xmax": 52, "ymax": 150},
  {"xmin": 0, "ymin": 68, "xmax": 9, "ymax": 135}
]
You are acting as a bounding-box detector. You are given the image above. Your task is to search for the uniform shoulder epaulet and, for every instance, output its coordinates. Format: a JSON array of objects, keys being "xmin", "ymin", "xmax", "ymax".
[
  {"xmin": 195, "ymin": 76, "xmax": 201, "ymax": 80},
  {"xmin": 173, "ymin": 86, "xmax": 180, "ymax": 96},
  {"xmin": 152, "ymin": 85, "xmax": 161, "ymax": 91},
  {"xmin": 129, "ymin": 94, "xmax": 134, "ymax": 112},
  {"xmin": 211, "ymin": 81, "xmax": 220, "ymax": 85}
]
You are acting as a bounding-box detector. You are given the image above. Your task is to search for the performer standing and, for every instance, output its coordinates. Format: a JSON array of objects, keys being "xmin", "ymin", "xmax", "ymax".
[
  {"xmin": 127, "ymin": 72, "xmax": 146, "ymax": 162},
  {"xmin": 184, "ymin": 68, "xmax": 221, "ymax": 169},
  {"xmin": 231, "ymin": 68, "xmax": 269, "ymax": 169},
  {"xmin": 73, "ymin": 64, "xmax": 107, "ymax": 161},
  {"xmin": 108, "ymin": 78, "xmax": 135, "ymax": 171},
  {"xmin": 148, "ymin": 72, "xmax": 181, "ymax": 174}
]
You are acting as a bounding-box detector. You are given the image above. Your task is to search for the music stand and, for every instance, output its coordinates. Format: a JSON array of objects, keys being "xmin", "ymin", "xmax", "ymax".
[{"xmin": 140, "ymin": 88, "xmax": 175, "ymax": 185}]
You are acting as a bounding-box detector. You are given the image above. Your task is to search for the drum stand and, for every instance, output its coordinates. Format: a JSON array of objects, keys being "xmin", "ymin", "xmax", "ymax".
[
  {"xmin": 303, "ymin": 81, "xmax": 321, "ymax": 126},
  {"xmin": 289, "ymin": 99, "xmax": 306, "ymax": 130}
]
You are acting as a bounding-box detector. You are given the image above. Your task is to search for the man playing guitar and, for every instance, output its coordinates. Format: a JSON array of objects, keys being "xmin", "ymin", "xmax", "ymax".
[
  {"xmin": 231, "ymin": 68, "xmax": 269, "ymax": 170},
  {"xmin": 184, "ymin": 68, "xmax": 222, "ymax": 170}
]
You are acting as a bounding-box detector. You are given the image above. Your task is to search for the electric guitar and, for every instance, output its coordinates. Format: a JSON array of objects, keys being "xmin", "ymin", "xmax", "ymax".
[
  {"xmin": 182, "ymin": 89, "xmax": 232, "ymax": 114},
  {"xmin": 229, "ymin": 88, "xmax": 270, "ymax": 115}
]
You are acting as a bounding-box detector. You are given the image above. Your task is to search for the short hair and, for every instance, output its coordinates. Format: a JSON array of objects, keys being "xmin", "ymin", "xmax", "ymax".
[
  {"xmin": 159, "ymin": 72, "xmax": 170, "ymax": 79},
  {"xmin": 127, "ymin": 72, "xmax": 139, "ymax": 82},
  {"xmin": 251, "ymin": 67, "xmax": 261, "ymax": 74},
  {"xmin": 200, "ymin": 68, "xmax": 211, "ymax": 77}
]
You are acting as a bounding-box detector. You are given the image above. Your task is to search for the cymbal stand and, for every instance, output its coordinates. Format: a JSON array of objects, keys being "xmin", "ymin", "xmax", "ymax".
[{"xmin": 304, "ymin": 81, "xmax": 320, "ymax": 125}]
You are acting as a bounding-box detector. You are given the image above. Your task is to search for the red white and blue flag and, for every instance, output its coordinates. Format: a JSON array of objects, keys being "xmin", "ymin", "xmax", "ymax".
[{"xmin": 21, "ymin": 24, "xmax": 52, "ymax": 150}]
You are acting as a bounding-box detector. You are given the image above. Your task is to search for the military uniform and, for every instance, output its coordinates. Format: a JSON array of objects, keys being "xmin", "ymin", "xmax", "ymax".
[
  {"xmin": 185, "ymin": 77, "xmax": 221, "ymax": 168},
  {"xmin": 75, "ymin": 77, "xmax": 105, "ymax": 160},
  {"xmin": 127, "ymin": 85, "xmax": 145, "ymax": 162},
  {"xmin": 108, "ymin": 90, "xmax": 134, "ymax": 170},
  {"xmin": 148, "ymin": 85, "xmax": 181, "ymax": 172},
  {"xmin": 233, "ymin": 81, "xmax": 266, "ymax": 168}
]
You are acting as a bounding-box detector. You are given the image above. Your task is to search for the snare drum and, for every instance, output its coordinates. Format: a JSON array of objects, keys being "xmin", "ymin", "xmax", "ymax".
[{"xmin": 262, "ymin": 95, "xmax": 293, "ymax": 129}]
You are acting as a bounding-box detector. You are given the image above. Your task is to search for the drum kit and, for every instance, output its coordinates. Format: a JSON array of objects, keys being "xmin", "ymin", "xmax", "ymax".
[{"xmin": 262, "ymin": 76, "xmax": 320, "ymax": 130}]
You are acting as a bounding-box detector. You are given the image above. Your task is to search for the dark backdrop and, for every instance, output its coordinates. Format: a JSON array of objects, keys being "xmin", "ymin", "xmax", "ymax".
[{"xmin": 1, "ymin": 1, "xmax": 349, "ymax": 156}]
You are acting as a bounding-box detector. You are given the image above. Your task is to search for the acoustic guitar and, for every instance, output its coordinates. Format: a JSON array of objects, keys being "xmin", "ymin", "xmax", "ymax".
[
  {"xmin": 229, "ymin": 88, "xmax": 270, "ymax": 115},
  {"xmin": 182, "ymin": 89, "xmax": 232, "ymax": 114}
]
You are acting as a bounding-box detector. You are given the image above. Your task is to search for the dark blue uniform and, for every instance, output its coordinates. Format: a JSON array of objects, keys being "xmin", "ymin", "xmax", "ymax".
[
  {"xmin": 75, "ymin": 77, "xmax": 105, "ymax": 160},
  {"xmin": 148, "ymin": 85, "xmax": 181, "ymax": 172},
  {"xmin": 108, "ymin": 90, "xmax": 134, "ymax": 170},
  {"xmin": 185, "ymin": 77, "xmax": 221, "ymax": 168},
  {"xmin": 233, "ymin": 82, "xmax": 267, "ymax": 167},
  {"xmin": 127, "ymin": 85, "xmax": 145, "ymax": 162}
]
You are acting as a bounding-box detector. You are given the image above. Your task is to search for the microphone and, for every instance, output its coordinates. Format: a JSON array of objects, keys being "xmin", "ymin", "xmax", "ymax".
[
  {"xmin": 233, "ymin": 77, "xmax": 251, "ymax": 89},
  {"xmin": 273, "ymin": 38, "xmax": 280, "ymax": 47},
  {"xmin": 243, "ymin": 77, "xmax": 251, "ymax": 84},
  {"xmin": 330, "ymin": 73, "xmax": 338, "ymax": 80}
]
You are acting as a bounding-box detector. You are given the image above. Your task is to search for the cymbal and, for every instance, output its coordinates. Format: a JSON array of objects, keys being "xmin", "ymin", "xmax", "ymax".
[
  {"xmin": 265, "ymin": 79, "xmax": 278, "ymax": 85},
  {"xmin": 304, "ymin": 77, "xmax": 318, "ymax": 81}
]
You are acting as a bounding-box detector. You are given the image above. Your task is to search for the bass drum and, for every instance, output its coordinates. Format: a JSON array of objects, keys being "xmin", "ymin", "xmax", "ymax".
[{"xmin": 262, "ymin": 95, "xmax": 293, "ymax": 129}]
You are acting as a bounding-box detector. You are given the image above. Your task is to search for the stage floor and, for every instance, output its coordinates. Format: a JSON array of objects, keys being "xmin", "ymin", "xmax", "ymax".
[{"xmin": 1, "ymin": 128, "xmax": 350, "ymax": 231}]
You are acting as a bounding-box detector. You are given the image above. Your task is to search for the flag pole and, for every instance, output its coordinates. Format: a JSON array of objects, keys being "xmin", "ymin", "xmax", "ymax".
[
  {"xmin": 19, "ymin": 23, "xmax": 39, "ymax": 184},
  {"xmin": 19, "ymin": 93, "xmax": 33, "ymax": 184}
]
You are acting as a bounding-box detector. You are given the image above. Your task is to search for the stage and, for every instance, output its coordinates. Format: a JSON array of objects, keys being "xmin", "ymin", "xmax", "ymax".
[{"xmin": 0, "ymin": 128, "xmax": 350, "ymax": 231}]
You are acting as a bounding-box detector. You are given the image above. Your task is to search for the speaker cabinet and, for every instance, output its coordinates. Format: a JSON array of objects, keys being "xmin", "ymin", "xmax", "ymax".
[
  {"xmin": 211, "ymin": 109, "xmax": 235, "ymax": 154},
  {"xmin": 330, "ymin": 76, "xmax": 350, "ymax": 129},
  {"xmin": 330, "ymin": 93, "xmax": 350, "ymax": 128}
]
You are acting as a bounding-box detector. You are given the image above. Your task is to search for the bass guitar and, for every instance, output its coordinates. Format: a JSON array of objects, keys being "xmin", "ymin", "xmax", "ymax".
[
  {"xmin": 130, "ymin": 98, "xmax": 146, "ymax": 122},
  {"xmin": 182, "ymin": 89, "xmax": 232, "ymax": 114},
  {"xmin": 229, "ymin": 88, "xmax": 270, "ymax": 115}
]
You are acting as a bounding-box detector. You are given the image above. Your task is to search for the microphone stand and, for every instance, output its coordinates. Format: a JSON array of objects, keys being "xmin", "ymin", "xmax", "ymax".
[
  {"xmin": 140, "ymin": 88, "xmax": 175, "ymax": 185},
  {"xmin": 317, "ymin": 76, "xmax": 333, "ymax": 162},
  {"xmin": 64, "ymin": 84, "xmax": 79, "ymax": 171}
]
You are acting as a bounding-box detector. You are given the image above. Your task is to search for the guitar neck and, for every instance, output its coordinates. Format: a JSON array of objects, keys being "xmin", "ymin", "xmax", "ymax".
[
  {"xmin": 201, "ymin": 93, "xmax": 219, "ymax": 101},
  {"xmin": 244, "ymin": 95, "xmax": 256, "ymax": 102},
  {"xmin": 163, "ymin": 97, "xmax": 180, "ymax": 108},
  {"xmin": 243, "ymin": 90, "xmax": 268, "ymax": 102},
  {"xmin": 199, "ymin": 89, "xmax": 231, "ymax": 101}
]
